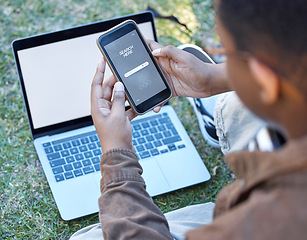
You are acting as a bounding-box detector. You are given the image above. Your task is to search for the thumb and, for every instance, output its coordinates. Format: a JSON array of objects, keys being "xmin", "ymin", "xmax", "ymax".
[{"xmin": 111, "ymin": 82, "xmax": 126, "ymax": 116}]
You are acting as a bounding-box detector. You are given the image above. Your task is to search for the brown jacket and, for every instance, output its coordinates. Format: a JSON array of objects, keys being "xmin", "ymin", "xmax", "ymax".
[{"xmin": 98, "ymin": 136, "xmax": 307, "ymax": 239}]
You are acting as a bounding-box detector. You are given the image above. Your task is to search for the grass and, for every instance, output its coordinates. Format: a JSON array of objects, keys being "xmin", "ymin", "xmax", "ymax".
[{"xmin": 0, "ymin": 0, "xmax": 233, "ymax": 239}]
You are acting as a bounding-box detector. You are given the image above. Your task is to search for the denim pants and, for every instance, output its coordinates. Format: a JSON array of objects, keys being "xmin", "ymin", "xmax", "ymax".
[{"xmin": 70, "ymin": 92, "xmax": 264, "ymax": 240}]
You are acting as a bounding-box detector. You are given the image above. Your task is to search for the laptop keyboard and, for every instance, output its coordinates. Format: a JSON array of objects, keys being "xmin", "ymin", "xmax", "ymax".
[{"xmin": 42, "ymin": 112, "xmax": 185, "ymax": 183}]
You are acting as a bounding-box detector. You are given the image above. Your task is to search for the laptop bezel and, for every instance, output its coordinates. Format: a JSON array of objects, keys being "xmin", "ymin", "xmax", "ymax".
[{"xmin": 12, "ymin": 11, "xmax": 157, "ymax": 140}]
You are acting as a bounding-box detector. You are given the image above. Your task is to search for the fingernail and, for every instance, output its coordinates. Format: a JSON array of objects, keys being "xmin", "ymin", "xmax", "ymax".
[
  {"xmin": 114, "ymin": 82, "xmax": 124, "ymax": 92},
  {"xmin": 152, "ymin": 48, "xmax": 161, "ymax": 55}
]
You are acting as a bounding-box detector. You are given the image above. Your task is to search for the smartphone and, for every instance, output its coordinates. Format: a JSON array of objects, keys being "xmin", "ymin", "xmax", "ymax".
[{"xmin": 96, "ymin": 20, "xmax": 172, "ymax": 114}]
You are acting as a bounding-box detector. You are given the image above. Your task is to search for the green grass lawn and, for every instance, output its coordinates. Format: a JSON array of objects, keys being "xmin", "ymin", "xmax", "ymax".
[{"xmin": 0, "ymin": 0, "xmax": 233, "ymax": 239}]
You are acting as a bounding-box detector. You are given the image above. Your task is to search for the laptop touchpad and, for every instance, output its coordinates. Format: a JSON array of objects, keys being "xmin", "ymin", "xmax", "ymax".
[{"xmin": 140, "ymin": 159, "xmax": 170, "ymax": 196}]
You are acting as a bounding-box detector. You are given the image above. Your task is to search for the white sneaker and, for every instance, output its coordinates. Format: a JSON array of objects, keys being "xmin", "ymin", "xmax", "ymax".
[{"xmin": 177, "ymin": 44, "xmax": 220, "ymax": 148}]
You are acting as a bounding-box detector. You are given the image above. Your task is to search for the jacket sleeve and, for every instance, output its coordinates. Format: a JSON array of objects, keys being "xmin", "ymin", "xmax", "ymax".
[
  {"xmin": 98, "ymin": 148, "xmax": 173, "ymax": 240},
  {"xmin": 186, "ymin": 186, "xmax": 306, "ymax": 240}
]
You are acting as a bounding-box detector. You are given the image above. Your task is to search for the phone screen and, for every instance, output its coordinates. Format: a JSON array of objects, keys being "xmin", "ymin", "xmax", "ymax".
[
  {"xmin": 97, "ymin": 21, "xmax": 171, "ymax": 114},
  {"xmin": 104, "ymin": 29, "xmax": 167, "ymax": 106}
]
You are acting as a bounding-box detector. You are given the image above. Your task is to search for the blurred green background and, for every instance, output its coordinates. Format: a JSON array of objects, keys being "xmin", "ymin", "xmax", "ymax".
[{"xmin": 0, "ymin": 0, "xmax": 232, "ymax": 239}]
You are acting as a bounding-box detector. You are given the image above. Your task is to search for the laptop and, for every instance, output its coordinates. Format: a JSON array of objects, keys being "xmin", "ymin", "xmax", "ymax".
[{"xmin": 12, "ymin": 11, "xmax": 210, "ymax": 220}]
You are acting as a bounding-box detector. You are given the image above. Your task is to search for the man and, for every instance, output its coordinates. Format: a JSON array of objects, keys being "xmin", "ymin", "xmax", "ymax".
[{"xmin": 71, "ymin": 0, "xmax": 307, "ymax": 239}]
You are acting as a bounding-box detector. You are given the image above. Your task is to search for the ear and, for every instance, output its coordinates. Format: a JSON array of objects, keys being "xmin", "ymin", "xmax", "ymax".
[{"xmin": 248, "ymin": 57, "xmax": 280, "ymax": 105}]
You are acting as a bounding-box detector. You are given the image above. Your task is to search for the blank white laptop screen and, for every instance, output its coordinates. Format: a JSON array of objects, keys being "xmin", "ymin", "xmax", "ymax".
[{"xmin": 17, "ymin": 22, "xmax": 154, "ymax": 129}]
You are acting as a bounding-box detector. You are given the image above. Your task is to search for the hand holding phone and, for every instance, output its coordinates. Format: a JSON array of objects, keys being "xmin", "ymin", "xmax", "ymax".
[
  {"xmin": 91, "ymin": 59, "xmax": 134, "ymax": 153},
  {"xmin": 97, "ymin": 20, "xmax": 172, "ymax": 114}
]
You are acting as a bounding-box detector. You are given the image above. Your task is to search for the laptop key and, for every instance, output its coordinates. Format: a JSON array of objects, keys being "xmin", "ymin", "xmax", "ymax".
[
  {"xmin": 145, "ymin": 143, "xmax": 154, "ymax": 150},
  {"xmin": 55, "ymin": 174, "xmax": 64, "ymax": 182},
  {"xmin": 88, "ymin": 143, "xmax": 97, "ymax": 150},
  {"xmin": 140, "ymin": 151, "xmax": 151, "ymax": 159},
  {"xmin": 44, "ymin": 147, "xmax": 54, "ymax": 154},
  {"xmin": 160, "ymin": 149, "xmax": 169, "ymax": 154},
  {"xmin": 162, "ymin": 136, "xmax": 182, "ymax": 145},
  {"xmin": 79, "ymin": 145, "xmax": 88, "ymax": 152},
  {"xmin": 73, "ymin": 162, "xmax": 82, "ymax": 169},
  {"xmin": 132, "ymin": 140, "xmax": 138, "ymax": 146},
  {"xmin": 141, "ymin": 129, "xmax": 149, "ymax": 136},
  {"xmin": 75, "ymin": 154, "xmax": 84, "ymax": 161},
  {"xmin": 133, "ymin": 124, "xmax": 141, "ymax": 131},
  {"xmin": 149, "ymin": 127, "xmax": 157, "ymax": 134},
  {"xmin": 50, "ymin": 158, "xmax": 65, "ymax": 168},
  {"xmin": 163, "ymin": 131, "xmax": 172, "ymax": 138},
  {"xmin": 170, "ymin": 128, "xmax": 178, "ymax": 136},
  {"xmin": 64, "ymin": 164, "xmax": 73, "ymax": 171},
  {"xmin": 159, "ymin": 117, "xmax": 170, "ymax": 124},
  {"xmin": 63, "ymin": 142, "xmax": 72, "ymax": 149},
  {"xmin": 91, "ymin": 157, "xmax": 100, "ymax": 164},
  {"xmin": 93, "ymin": 149, "xmax": 102, "ymax": 156},
  {"xmin": 43, "ymin": 142, "xmax": 51, "ymax": 147},
  {"xmin": 52, "ymin": 166, "xmax": 64, "ymax": 175},
  {"xmin": 150, "ymin": 149, "xmax": 159, "ymax": 156},
  {"xmin": 72, "ymin": 140, "xmax": 80, "ymax": 146},
  {"xmin": 158, "ymin": 125, "xmax": 166, "ymax": 131},
  {"xmin": 66, "ymin": 156, "xmax": 75, "ymax": 163},
  {"xmin": 166, "ymin": 123, "xmax": 175, "ymax": 129},
  {"xmin": 154, "ymin": 140, "xmax": 162, "ymax": 147},
  {"xmin": 141, "ymin": 122, "xmax": 150, "ymax": 128},
  {"xmin": 64, "ymin": 171, "xmax": 74, "ymax": 180},
  {"xmin": 178, "ymin": 144, "xmax": 186, "ymax": 149},
  {"xmin": 83, "ymin": 166, "xmax": 95, "ymax": 174},
  {"xmin": 155, "ymin": 133, "xmax": 163, "ymax": 140},
  {"xmin": 146, "ymin": 135, "xmax": 154, "ymax": 142},
  {"xmin": 137, "ymin": 137, "xmax": 146, "ymax": 144},
  {"xmin": 74, "ymin": 169, "xmax": 83, "ymax": 177},
  {"xmin": 47, "ymin": 152, "xmax": 61, "ymax": 161},
  {"xmin": 150, "ymin": 119, "xmax": 158, "ymax": 126},
  {"xmin": 54, "ymin": 145, "xmax": 63, "ymax": 151},
  {"xmin": 168, "ymin": 144, "xmax": 177, "ymax": 151},
  {"xmin": 82, "ymin": 159, "xmax": 91, "ymax": 167},
  {"xmin": 80, "ymin": 137, "xmax": 89, "ymax": 144},
  {"xmin": 70, "ymin": 147, "xmax": 79, "ymax": 155},
  {"xmin": 89, "ymin": 135, "xmax": 98, "ymax": 142},
  {"xmin": 84, "ymin": 151, "xmax": 93, "ymax": 158},
  {"xmin": 61, "ymin": 150, "xmax": 70, "ymax": 157},
  {"xmin": 133, "ymin": 132, "xmax": 141, "ymax": 138},
  {"xmin": 136, "ymin": 145, "xmax": 145, "ymax": 152},
  {"xmin": 94, "ymin": 164, "xmax": 100, "ymax": 171}
]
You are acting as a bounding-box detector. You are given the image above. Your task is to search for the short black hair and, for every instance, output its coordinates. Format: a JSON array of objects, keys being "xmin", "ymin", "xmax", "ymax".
[{"xmin": 218, "ymin": 0, "xmax": 307, "ymax": 93}]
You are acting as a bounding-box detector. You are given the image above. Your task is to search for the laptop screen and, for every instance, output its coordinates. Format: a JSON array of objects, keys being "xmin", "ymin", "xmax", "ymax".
[{"xmin": 13, "ymin": 12, "xmax": 156, "ymax": 137}]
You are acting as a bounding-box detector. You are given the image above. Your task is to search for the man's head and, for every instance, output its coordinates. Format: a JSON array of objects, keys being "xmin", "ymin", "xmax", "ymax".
[{"xmin": 216, "ymin": 0, "xmax": 307, "ymax": 139}]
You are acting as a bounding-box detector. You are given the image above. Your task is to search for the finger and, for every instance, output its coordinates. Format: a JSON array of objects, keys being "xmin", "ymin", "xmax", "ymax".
[
  {"xmin": 152, "ymin": 45, "xmax": 184, "ymax": 62},
  {"xmin": 91, "ymin": 58, "xmax": 106, "ymax": 108},
  {"xmin": 146, "ymin": 39, "xmax": 164, "ymax": 51},
  {"xmin": 102, "ymin": 75, "xmax": 117, "ymax": 102},
  {"xmin": 126, "ymin": 108, "xmax": 138, "ymax": 121},
  {"xmin": 153, "ymin": 106, "xmax": 162, "ymax": 113},
  {"xmin": 93, "ymin": 58, "xmax": 106, "ymax": 86},
  {"xmin": 111, "ymin": 82, "xmax": 126, "ymax": 117}
]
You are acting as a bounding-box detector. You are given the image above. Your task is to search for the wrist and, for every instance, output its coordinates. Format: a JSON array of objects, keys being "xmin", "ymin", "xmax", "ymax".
[
  {"xmin": 102, "ymin": 148, "xmax": 137, "ymax": 157},
  {"xmin": 101, "ymin": 141, "xmax": 134, "ymax": 154},
  {"xmin": 201, "ymin": 63, "xmax": 232, "ymax": 96}
]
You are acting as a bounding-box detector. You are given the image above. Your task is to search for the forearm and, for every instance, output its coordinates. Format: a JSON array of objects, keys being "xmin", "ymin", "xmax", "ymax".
[{"xmin": 98, "ymin": 149, "xmax": 173, "ymax": 240}]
